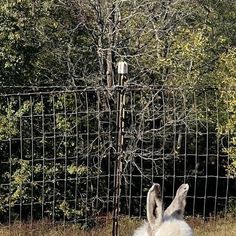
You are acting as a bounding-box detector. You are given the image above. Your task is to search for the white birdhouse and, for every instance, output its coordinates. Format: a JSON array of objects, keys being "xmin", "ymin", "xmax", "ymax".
[{"xmin": 118, "ymin": 61, "xmax": 128, "ymax": 75}]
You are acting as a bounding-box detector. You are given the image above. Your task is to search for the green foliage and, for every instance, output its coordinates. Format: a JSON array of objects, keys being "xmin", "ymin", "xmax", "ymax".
[
  {"xmin": 216, "ymin": 49, "xmax": 236, "ymax": 176},
  {"xmin": 0, "ymin": 93, "xmax": 106, "ymax": 222},
  {"xmin": 0, "ymin": 0, "xmax": 96, "ymax": 86},
  {"xmin": 0, "ymin": 100, "xmax": 31, "ymax": 140}
]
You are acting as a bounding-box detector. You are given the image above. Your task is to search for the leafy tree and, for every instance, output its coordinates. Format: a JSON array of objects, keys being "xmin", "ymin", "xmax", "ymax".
[{"xmin": 0, "ymin": 0, "xmax": 97, "ymax": 86}]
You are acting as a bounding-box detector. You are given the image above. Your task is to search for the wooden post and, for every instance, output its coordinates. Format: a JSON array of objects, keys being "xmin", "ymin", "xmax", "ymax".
[{"xmin": 112, "ymin": 61, "xmax": 128, "ymax": 236}]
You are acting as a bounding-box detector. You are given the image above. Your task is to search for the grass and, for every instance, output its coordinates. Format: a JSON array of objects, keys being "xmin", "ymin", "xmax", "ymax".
[
  {"xmin": 0, "ymin": 216, "xmax": 235, "ymax": 235},
  {"xmin": 188, "ymin": 216, "xmax": 236, "ymax": 236}
]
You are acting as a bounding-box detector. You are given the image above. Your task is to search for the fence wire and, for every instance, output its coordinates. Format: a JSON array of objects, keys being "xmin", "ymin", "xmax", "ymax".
[{"xmin": 0, "ymin": 86, "xmax": 235, "ymax": 233}]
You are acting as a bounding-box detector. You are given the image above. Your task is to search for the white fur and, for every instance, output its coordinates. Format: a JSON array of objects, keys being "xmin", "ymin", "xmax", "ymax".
[
  {"xmin": 133, "ymin": 218, "xmax": 193, "ymax": 236},
  {"xmin": 155, "ymin": 217, "xmax": 193, "ymax": 236},
  {"xmin": 132, "ymin": 222, "xmax": 149, "ymax": 236}
]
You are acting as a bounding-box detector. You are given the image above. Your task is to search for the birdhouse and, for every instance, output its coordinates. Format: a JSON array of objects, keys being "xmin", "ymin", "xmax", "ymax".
[{"xmin": 118, "ymin": 61, "xmax": 128, "ymax": 75}]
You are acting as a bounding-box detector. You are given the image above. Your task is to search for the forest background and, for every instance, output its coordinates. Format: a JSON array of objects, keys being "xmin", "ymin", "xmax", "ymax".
[{"xmin": 0, "ymin": 0, "xmax": 236, "ymax": 225}]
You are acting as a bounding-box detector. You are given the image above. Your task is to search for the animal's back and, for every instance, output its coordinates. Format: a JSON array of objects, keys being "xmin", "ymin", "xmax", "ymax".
[{"xmin": 155, "ymin": 217, "xmax": 193, "ymax": 236}]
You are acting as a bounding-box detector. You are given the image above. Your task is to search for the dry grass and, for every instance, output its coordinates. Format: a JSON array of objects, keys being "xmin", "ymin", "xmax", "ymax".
[
  {"xmin": 189, "ymin": 216, "xmax": 236, "ymax": 236},
  {"xmin": 0, "ymin": 216, "xmax": 235, "ymax": 236}
]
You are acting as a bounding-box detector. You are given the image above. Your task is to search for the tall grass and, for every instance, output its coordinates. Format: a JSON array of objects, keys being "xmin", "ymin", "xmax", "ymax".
[{"xmin": 0, "ymin": 216, "xmax": 235, "ymax": 236}]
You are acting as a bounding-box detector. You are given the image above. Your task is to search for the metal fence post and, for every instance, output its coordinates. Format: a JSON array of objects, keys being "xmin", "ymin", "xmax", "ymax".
[{"xmin": 112, "ymin": 61, "xmax": 128, "ymax": 236}]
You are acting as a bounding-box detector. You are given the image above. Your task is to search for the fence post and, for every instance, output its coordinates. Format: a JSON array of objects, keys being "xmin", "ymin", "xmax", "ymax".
[{"xmin": 112, "ymin": 61, "xmax": 128, "ymax": 236}]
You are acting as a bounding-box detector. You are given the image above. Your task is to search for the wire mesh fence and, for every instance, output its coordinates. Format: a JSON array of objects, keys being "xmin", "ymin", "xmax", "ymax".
[{"xmin": 0, "ymin": 86, "xmax": 235, "ymax": 234}]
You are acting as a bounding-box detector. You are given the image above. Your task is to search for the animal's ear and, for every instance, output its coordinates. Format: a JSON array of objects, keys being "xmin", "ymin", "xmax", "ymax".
[
  {"xmin": 164, "ymin": 183, "xmax": 189, "ymax": 218},
  {"xmin": 146, "ymin": 183, "xmax": 162, "ymax": 229},
  {"xmin": 177, "ymin": 183, "xmax": 189, "ymax": 199},
  {"xmin": 175, "ymin": 183, "xmax": 189, "ymax": 215}
]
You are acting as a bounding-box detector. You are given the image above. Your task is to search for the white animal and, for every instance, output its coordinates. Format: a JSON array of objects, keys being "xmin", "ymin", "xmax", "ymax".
[{"xmin": 133, "ymin": 183, "xmax": 194, "ymax": 236}]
